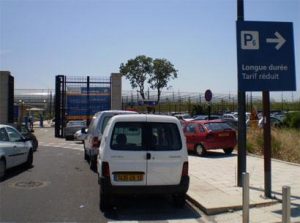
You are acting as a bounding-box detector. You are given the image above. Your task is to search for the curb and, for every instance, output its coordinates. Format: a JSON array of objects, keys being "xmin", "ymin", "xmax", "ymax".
[{"xmin": 186, "ymin": 192, "xmax": 278, "ymax": 215}]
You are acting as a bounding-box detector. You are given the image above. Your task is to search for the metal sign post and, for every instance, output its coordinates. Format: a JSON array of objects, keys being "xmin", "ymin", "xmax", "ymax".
[{"xmin": 237, "ymin": 0, "xmax": 247, "ymax": 187}]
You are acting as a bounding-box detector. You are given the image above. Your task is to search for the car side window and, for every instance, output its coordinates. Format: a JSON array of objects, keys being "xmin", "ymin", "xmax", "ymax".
[
  {"xmin": 0, "ymin": 128, "xmax": 9, "ymax": 142},
  {"xmin": 186, "ymin": 124, "xmax": 196, "ymax": 133},
  {"xmin": 6, "ymin": 127, "xmax": 23, "ymax": 142},
  {"xmin": 198, "ymin": 124, "xmax": 205, "ymax": 133}
]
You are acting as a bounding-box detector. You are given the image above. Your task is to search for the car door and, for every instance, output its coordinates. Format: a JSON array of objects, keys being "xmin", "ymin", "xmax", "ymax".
[
  {"xmin": 6, "ymin": 127, "xmax": 28, "ymax": 165},
  {"xmin": 184, "ymin": 123, "xmax": 197, "ymax": 150},
  {"xmin": 146, "ymin": 121, "xmax": 184, "ymax": 186},
  {"xmin": 107, "ymin": 119, "xmax": 147, "ymax": 186},
  {"xmin": 0, "ymin": 127, "xmax": 17, "ymax": 168}
]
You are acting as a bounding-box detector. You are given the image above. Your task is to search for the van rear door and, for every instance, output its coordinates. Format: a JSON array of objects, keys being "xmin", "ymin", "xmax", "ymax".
[
  {"xmin": 108, "ymin": 121, "xmax": 147, "ymax": 186},
  {"xmin": 146, "ymin": 121, "xmax": 185, "ymax": 186}
]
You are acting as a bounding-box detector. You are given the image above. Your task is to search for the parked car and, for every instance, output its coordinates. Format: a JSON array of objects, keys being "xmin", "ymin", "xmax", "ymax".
[
  {"xmin": 0, "ymin": 124, "xmax": 34, "ymax": 180},
  {"xmin": 222, "ymin": 113, "xmax": 238, "ymax": 121},
  {"xmin": 74, "ymin": 129, "xmax": 87, "ymax": 141},
  {"xmin": 193, "ymin": 115, "xmax": 221, "ymax": 120},
  {"xmin": 9, "ymin": 123, "xmax": 38, "ymax": 151},
  {"xmin": 64, "ymin": 120, "xmax": 87, "ymax": 140},
  {"xmin": 84, "ymin": 110, "xmax": 137, "ymax": 171},
  {"xmin": 258, "ymin": 116, "xmax": 283, "ymax": 128},
  {"xmin": 97, "ymin": 114, "xmax": 189, "ymax": 211},
  {"xmin": 183, "ymin": 120, "xmax": 237, "ymax": 156}
]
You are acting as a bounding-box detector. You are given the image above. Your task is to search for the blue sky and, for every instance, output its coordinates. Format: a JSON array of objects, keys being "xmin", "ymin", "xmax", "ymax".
[{"xmin": 0, "ymin": 0, "xmax": 299, "ymax": 101}]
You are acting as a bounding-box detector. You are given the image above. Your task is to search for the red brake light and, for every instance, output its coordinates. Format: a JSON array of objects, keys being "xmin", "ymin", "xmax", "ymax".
[
  {"xmin": 92, "ymin": 137, "xmax": 100, "ymax": 148},
  {"xmin": 102, "ymin": 161, "xmax": 110, "ymax": 177},
  {"xmin": 182, "ymin": 162, "xmax": 189, "ymax": 176}
]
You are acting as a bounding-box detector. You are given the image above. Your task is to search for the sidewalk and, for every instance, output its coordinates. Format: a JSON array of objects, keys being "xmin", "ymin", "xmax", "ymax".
[{"xmin": 186, "ymin": 150, "xmax": 300, "ymax": 223}]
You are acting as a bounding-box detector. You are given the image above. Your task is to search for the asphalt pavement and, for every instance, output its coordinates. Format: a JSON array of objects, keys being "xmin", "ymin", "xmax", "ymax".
[{"xmin": 3, "ymin": 125, "xmax": 299, "ymax": 223}]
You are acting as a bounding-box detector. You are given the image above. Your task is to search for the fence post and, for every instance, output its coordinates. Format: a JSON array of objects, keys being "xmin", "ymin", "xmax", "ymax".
[
  {"xmin": 243, "ymin": 172, "xmax": 249, "ymax": 223},
  {"xmin": 282, "ymin": 186, "xmax": 291, "ymax": 223}
]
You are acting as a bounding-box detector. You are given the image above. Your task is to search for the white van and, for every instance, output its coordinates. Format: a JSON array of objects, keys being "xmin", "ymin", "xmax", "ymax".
[
  {"xmin": 83, "ymin": 110, "xmax": 137, "ymax": 170},
  {"xmin": 97, "ymin": 114, "xmax": 189, "ymax": 211}
]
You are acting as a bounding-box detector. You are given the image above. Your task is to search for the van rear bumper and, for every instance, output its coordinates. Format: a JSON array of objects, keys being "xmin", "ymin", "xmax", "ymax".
[{"xmin": 99, "ymin": 176, "xmax": 189, "ymax": 195}]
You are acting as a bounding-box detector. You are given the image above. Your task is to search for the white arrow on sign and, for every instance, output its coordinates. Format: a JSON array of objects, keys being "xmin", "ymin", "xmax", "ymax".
[{"xmin": 266, "ymin": 32, "xmax": 286, "ymax": 50}]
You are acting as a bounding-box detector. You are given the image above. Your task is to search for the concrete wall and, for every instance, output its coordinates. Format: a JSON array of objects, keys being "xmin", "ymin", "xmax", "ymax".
[
  {"xmin": 110, "ymin": 73, "xmax": 122, "ymax": 110},
  {"xmin": 0, "ymin": 71, "xmax": 14, "ymax": 123}
]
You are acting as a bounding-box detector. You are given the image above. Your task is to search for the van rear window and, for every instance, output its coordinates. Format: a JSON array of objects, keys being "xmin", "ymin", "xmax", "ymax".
[{"xmin": 110, "ymin": 122, "xmax": 182, "ymax": 151}]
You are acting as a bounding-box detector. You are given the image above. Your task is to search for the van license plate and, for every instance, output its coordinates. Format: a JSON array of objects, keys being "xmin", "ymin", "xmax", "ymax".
[{"xmin": 115, "ymin": 174, "xmax": 143, "ymax": 181}]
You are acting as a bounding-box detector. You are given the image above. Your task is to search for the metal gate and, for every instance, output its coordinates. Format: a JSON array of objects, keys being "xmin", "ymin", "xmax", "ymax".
[{"xmin": 55, "ymin": 75, "xmax": 111, "ymax": 138}]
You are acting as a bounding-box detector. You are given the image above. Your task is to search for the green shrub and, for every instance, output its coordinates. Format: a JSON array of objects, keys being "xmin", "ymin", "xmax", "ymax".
[{"xmin": 283, "ymin": 112, "xmax": 300, "ymax": 128}]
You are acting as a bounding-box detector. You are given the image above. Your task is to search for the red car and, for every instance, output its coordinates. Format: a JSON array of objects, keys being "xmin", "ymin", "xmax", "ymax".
[{"xmin": 183, "ymin": 120, "xmax": 237, "ymax": 156}]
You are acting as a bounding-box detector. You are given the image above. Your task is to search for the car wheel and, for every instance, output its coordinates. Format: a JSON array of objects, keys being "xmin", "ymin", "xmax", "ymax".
[
  {"xmin": 84, "ymin": 150, "xmax": 88, "ymax": 161},
  {"xmin": 99, "ymin": 186, "xmax": 111, "ymax": 212},
  {"xmin": 90, "ymin": 156, "xmax": 97, "ymax": 172},
  {"xmin": 195, "ymin": 144, "xmax": 206, "ymax": 156},
  {"xmin": 172, "ymin": 193, "xmax": 186, "ymax": 208},
  {"xmin": 0, "ymin": 159, "xmax": 6, "ymax": 181},
  {"xmin": 32, "ymin": 138, "xmax": 38, "ymax": 151},
  {"xmin": 223, "ymin": 148, "xmax": 234, "ymax": 155},
  {"xmin": 26, "ymin": 150, "xmax": 33, "ymax": 168}
]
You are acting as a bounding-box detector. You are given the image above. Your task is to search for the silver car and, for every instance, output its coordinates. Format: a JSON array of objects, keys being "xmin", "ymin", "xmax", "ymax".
[
  {"xmin": 0, "ymin": 124, "xmax": 33, "ymax": 180},
  {"xmin": 64, "ymin": 120, "xmax": 87, "ymax": 140},
  {"xmin": 84, "ymin": 110, "xmax": 137, "ymax": 171}
]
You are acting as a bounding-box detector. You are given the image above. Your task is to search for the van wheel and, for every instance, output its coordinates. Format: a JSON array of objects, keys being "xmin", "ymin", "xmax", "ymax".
[
  {"xmin": 0, "ymin": 159, "xmax": 6, "ymax": 181},
  {"xmin": 223, "ymin": 148, "xmax": 234, "ymax": 155},
  {"xmin": 172, "ymin": 193, "xmax": 186, "ymax": 208},
  {"xmin": 99, "ymin": 187, "xmax": 111, "ymax": 212},
  {"xmin": 195, "ymin": 144, "xmax": 206, "ymax": 156}
]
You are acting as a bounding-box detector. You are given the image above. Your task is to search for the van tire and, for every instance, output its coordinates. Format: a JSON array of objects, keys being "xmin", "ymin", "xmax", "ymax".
[
  {"xmin": 195, "ymin": 144, "xmax": 206, "ymax": 156},
  {"xmin": 99, "ymin": 187, "xmax": 110, "ymax": 212},
  {"xmin": 172, "ymin": 193, "xmax": 186, "ymax": 208}
]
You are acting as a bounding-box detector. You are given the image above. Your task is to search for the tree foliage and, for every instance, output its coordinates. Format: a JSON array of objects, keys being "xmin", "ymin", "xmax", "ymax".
[
  {"xmin": 119, "ymin": 55, "xmax": 153, "ymax": 100},
  {"xmin": 120, "ymin": 55, "xmax": 177, "ymax": 103},
  {"xmin": 148, "ymin": 59, "xmax": 177, "ymax": 103}
]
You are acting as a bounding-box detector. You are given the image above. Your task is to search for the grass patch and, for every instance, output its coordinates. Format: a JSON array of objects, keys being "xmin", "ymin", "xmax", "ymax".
[{"xmin": 246, "ymin": 127, "xmax": 300, "ymax": 164}]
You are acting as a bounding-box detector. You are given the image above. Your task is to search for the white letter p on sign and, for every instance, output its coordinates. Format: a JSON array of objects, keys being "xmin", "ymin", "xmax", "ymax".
[{"xmin": 241, "ymin": 31, "xmax": 259, "ymax": 50}]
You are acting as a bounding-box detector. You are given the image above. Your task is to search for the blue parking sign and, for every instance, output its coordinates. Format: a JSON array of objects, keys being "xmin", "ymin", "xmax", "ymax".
[{"xmin": 236, "ymin": 21, "xmax": 296, "ymax": 91}]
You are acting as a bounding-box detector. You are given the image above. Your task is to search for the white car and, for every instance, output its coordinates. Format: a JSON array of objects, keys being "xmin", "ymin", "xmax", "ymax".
[
  {"xmin": 83, "ymin": 110, "xmax": 137, "ymax": 171},
  {"xmin": 97, "ymin": 114, "xmax": 189, "ymax": 211},
  {"xmin": 74, "ymin": 129, "xmax": 87, "ymax": 141},
  {"xmin": 0, "ymin": 124, "xmax": 34, "ymax": 180}
]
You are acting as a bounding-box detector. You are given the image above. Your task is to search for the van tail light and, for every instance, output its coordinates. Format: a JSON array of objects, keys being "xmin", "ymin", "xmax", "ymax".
[
  {"xmin": 182, "ymin": 162, "xmax": 189, "ymax": 176},
  {"xmin": 102, "ymin": 161, "xmax": 110, "ymax": 177},
  {"xmin": 92, "ymin": 137, "xmax": 100, "ymax": 149}
]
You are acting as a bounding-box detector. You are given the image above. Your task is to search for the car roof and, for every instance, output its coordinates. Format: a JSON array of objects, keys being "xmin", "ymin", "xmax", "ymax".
[
  {"xmin": 93, "ymin": 110, "xmax": 137, "ymax": 116},
  {"xmin": 110, "ymin": 114, "xmax": 180, "ymax": 124}
]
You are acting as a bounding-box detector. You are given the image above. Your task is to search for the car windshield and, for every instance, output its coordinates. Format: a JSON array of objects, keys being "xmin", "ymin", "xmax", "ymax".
[{"xmin": 204, "ymin": 122, "xmax": 232, "ymax": 131}]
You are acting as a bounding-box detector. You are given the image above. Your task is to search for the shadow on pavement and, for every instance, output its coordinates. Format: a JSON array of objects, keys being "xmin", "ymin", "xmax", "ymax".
[
  {"xmin": 189, "ymin": 150, "xmax": 237, "ymax": 159},
  {"xmin": 1, "ymin": 164, "xmax": 34, "ymax": 182},
  {"xmin": 104, "ymin": 194, "xmax": 201, "ymax": 221}
]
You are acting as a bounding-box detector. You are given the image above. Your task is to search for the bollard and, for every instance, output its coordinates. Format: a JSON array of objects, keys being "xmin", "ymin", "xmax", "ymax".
[
  {"xmin": 282, "ymin": 186, "xmax": 291, "ymax": 223},
  {"xmin": 243, "ymin": 172, "xmax": 249, "ymax": 223}
]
